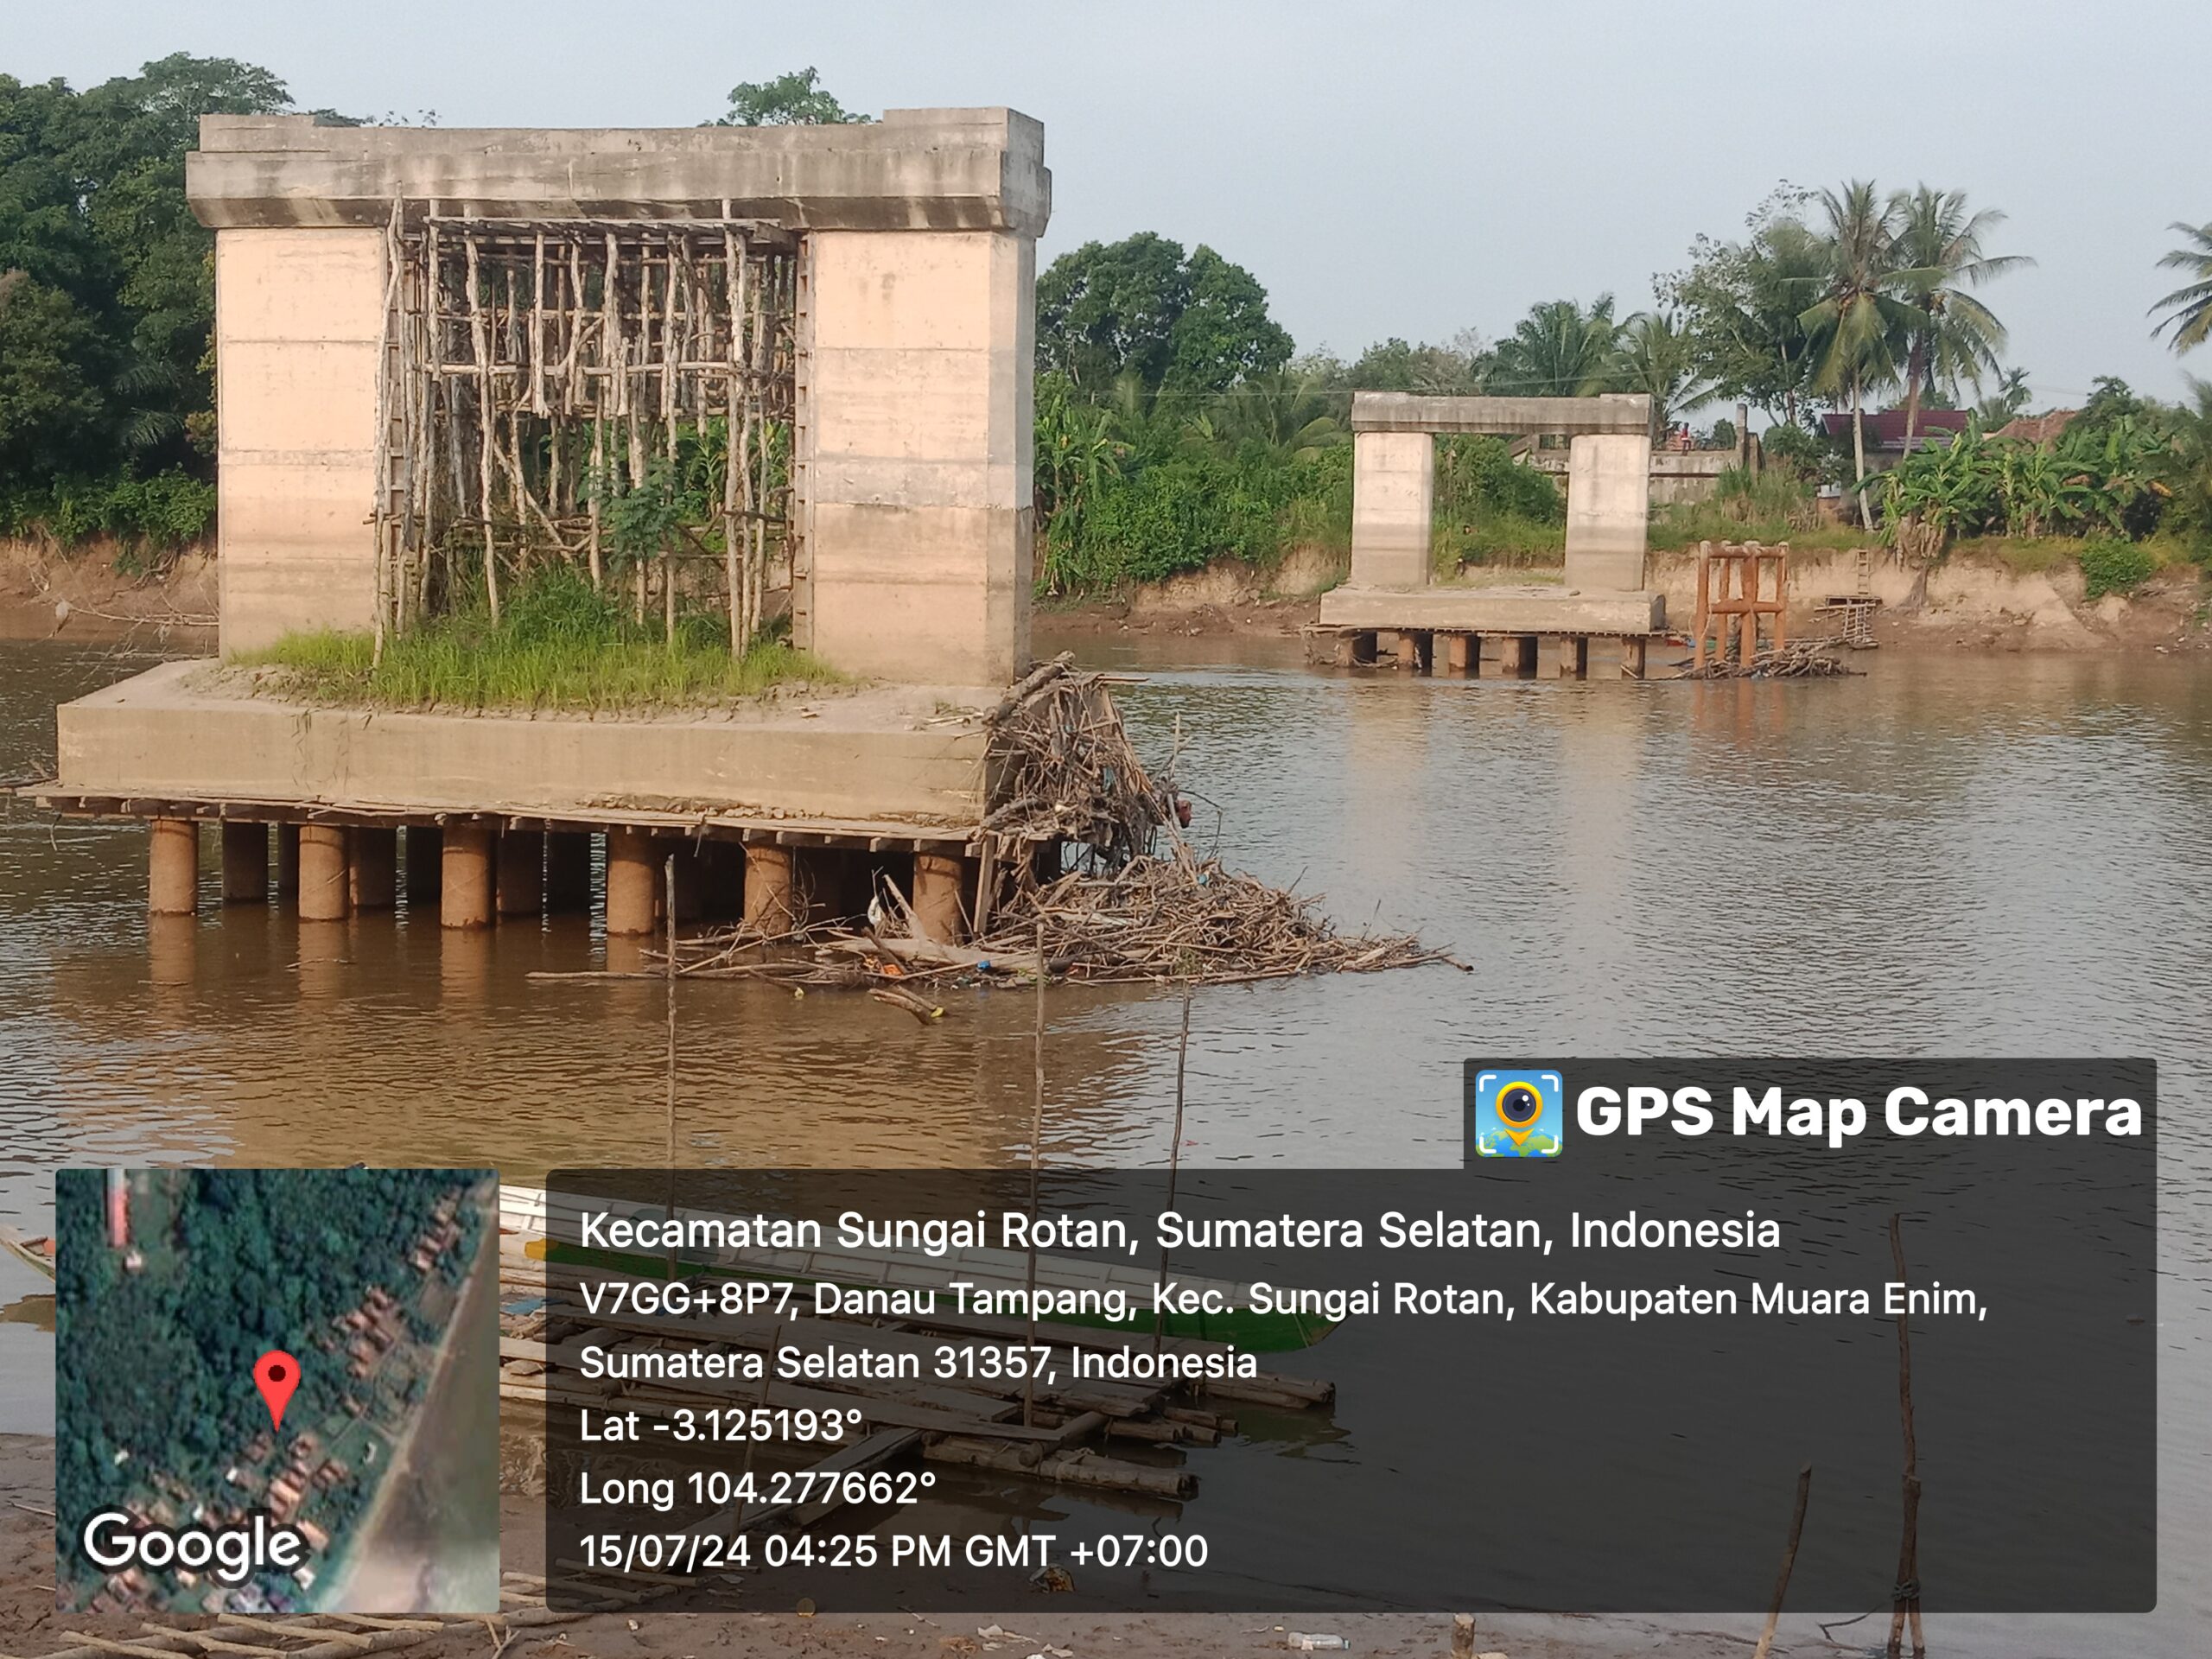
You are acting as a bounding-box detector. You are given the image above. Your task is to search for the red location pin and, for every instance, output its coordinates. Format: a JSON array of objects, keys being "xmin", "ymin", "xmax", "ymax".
[{"xmin": 254, "ymin": 1351, "xmax": 301, "ymax": 1431}]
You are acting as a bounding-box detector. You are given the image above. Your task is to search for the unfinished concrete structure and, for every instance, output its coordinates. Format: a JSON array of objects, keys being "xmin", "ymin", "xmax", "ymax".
[
  {"xmin": 192, "ymin": 108, "xmax": 1046, "ymax": 683},
  {"xmin": 36, "ymin": 111, "xmax": 1051, "ymax": 939},
  {"xmin": 1316, "ymin": 392, "xmax": 1666, "ymax": 678}
]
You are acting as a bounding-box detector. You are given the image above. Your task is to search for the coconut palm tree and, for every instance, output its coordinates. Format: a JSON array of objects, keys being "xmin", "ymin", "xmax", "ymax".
[
  {"xmin": 1889, "ymin": 187, "xmax": 2032, "ymax": 446},
  {"xmin": 1800, "ymin": 181, "xmax": 1916, "ymax": 524},
  {"xmin": 1489, "ymin": 296, "xmax": 1624, "ymax": 397},
  {"xmin": 2152, "ymin": 222, "xmax": 2212, "ymax": 353},
  {"xmin": 1974, "ymin": 367, "xmax": 2033, "ymax": 429},
  {"xmin": 1617, "ymin": 310, "xmax": 1715, "ymax": 444}
]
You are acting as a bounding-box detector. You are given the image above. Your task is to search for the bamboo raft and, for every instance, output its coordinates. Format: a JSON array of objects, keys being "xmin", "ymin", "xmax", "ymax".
[{"xmin": 499, "ymin": 1195, "xmax": 1338, "ymax": 1513}]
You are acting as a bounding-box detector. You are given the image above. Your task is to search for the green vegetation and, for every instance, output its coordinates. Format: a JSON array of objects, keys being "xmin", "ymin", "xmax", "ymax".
[
  {"xmin": 243, "ymin": 567, "xmax": 837, "ymax": 711},
  {"xmin": 2077, "ymin": 537, "xmax": 2161, "ymax": 600},
  {"xmin": 0, "ymin": 55, "xmax": 355, "ymax": 563},
  {"xmin": 54, "ymin": 1168, "xmax": 486, "ymax": 1605},
  {"xmin": 7, "ymin": 57, "xmax": 2210, "ymax": 616}
]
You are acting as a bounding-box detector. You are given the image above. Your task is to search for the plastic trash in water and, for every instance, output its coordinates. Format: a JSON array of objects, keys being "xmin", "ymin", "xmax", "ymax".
[{"xmin": 1287, "ymin": 1638, "xmax": 1348, "ymax": 1652}]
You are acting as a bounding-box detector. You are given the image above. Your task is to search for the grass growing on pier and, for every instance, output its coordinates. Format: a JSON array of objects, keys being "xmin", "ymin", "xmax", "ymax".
[{"xmin": 238, "ymin": 569, "xmax": 840, "ymax": 712}]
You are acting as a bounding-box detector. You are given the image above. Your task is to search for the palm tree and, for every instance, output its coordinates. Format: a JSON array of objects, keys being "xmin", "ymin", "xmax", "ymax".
[
  {"xmin": 2152, "ymin": 222, "xmax": 2212, "ymax": 353},
  {"xmin": 1617, "ymin": 310, "xmax": 1715, "ymax": 444},
  {"xmin": 1489, "ymin": 296, "xmax": 1624, "ymax": 397},
  {"xmin": 1800, "ymin": 181, "xmax": 1916, "ymax": 524},
  {"xmin": 1974, "ymin": 367, "xmax": 2033, "ymax": 429},
  {"xmin": 1889, "ymin": 187, "xmax": 2032, "ymax": 446}
]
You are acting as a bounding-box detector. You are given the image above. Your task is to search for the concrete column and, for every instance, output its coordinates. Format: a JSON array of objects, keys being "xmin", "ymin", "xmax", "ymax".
[
  {"xmin": 913, "ymin": 853, "xmax": 969, "ymax": 944},
  {"xmin": 296, "ymin": 824, "xmax": 349, "ymax": 922},
  {"xmin": 212, "ymin": 227, "xmax": 386, "ymax": 655},
  {"xmin": 275, "ymin": 823, "xmax": 299, "ymax": 896},
  {"xmin": 801, "ymin": 225, "xmax": 1037, "ymax": 683},
  {"xmin": 441, "ymin": 823, "xmax": 494, "ymax": 929},
  {"xmin": 741, "ymin": 843, "xmax": 798, "ymax": 935},
  {"xmin": 1564, "ymin": 434, "xmax": 1650, "ymax": 593},
  {"xmin": 1620, "ymin": 636, "xmax": 1649, "ymax": 680},
  {"xmin": 496, "ymin": 830, "xmax": 543, "ymax": 918},
  {"xmin": 348, "ymin": 827, "xmax": 397, "ymax": 910},
  {"xmin": 407, "ymin": 827, "xmax": 442, "ymax": 904},
  {"xmin": 149, "ymin": 818, "xmax": 200, "ymax": 915},
  {"xmin": 546, "ymin": 831, "xmax": 593, "ymax": 912},
  {"xmin": 1349, "ymin": 430, "xmax": 1434, "ymax": 590},
  {"xmin": 220, "ymin": 822, "xmax": 267, "ymax": 904},
  {"xmin": 1534, "ymin": 635, "xmax": 1586, "ymax": 680},
  {"xmin": 604, "ymin": 829, "xmax": 662, "ymax": 938},
  {"xmin": 1442, "ymin": 634, "xmax": 1473, "ymax": 677},
  {"xmin": 1481, "ymin": 636, "xmax": 1535, "ymax": 678}
]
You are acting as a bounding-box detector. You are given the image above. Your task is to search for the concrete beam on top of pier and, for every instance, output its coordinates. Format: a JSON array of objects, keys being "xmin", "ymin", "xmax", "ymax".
[
  {"xmin": 1351, "ymin": 391, "xmax": 1651, "ymax": 436},
  {"xmin": 186, "ymin": 110, "xmax": 1049, "ymax": 233}
]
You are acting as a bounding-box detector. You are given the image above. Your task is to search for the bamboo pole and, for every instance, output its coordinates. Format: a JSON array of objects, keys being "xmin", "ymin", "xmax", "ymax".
[
  {"xmin": 1023, "ymin": 916, "xmax": 1046, "ymax": 1428},
  {"xmin": 1751, "ymin": 1463, "xmax": 1813, "ymax": 1659},
  {"xmin": 1886, "ymin": 1214, "xmax": 1926, "ymax": 1659},
  {"xmin": 1153, "ymin": 981, "xmax": 1192, "ymax": 1353},
  {"xmin": 466, "ymin": 235, "xmax": 499, "ymax": 622},
  {"xmin": 734, "ymin": 226, "xmax": 760, "ymax": 650}
]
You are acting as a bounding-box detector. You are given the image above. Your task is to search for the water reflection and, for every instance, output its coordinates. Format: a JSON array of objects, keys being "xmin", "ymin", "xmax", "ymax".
[{"xmin": 3, "ymin": 636, "xmax": 2209, "ymax": 1647}]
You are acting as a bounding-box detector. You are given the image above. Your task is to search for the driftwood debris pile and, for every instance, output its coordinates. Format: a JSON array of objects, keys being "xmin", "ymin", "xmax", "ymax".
[
  {"xmin": 1675, "ymin": 636, "xmax": 1859, "ymax": 680},
  {"xmin": 658, "ymin": 655, "xmax": 1457, "ymax": 993}
]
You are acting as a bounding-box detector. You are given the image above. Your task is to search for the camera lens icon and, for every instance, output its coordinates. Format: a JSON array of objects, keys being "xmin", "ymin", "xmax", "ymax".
[
  {"xmin": 1476, "ymin": 1070, "xmax": 1563, "ymax": 1158},
  {"xmin": 1496, "ymin": 1081, "xmax": 1547, "ymax": 1129}
]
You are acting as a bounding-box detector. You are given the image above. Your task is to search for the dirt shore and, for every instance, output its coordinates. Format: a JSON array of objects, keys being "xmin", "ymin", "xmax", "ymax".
[
  {"xmin": 0, "ymin": 541, "xmax": 218, "ymax": 648},
  {"xmin": 1043, "ymin": 545, "xmax": 2212, "ymax": 656},
  {"xmin": 0, "ymin": 1434, "xmax": 1804, "ymax": 1658}
]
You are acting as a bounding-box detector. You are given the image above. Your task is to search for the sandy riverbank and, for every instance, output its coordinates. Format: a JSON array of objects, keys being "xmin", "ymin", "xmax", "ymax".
[
  {"xmin": 0, "ymin": 542, "xmax": 217, "ymax": 648},
  {"xmin": 321, "ymin": 1190, "xmax": 502, "ymax": 1614},
  {"xmin": 1043, "ymin": 545, "xmax": 2212, "ymax": 656}
]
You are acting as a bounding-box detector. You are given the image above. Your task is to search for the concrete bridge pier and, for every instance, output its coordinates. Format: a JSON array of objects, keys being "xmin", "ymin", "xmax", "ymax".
[
  {"xmin": 604, "ymin": 830, "xmax": 661, "ymax": 938},
  {"xmin": 742, "ymin": 844, "xmax": 798, "ymax": 934},
  {"xmin": 441, "ymin": 824, "xmax": 495, "ymax": 929},
  {"xmin": 913, "ymin": 854, "xmax": 970, "ymax": 944},
  {"xmin": 220, "ymin": 822, "xmax": 266, "ymax": 904},
  {"xmin": 296, "ymin": 824, "xmax": 349, "ymax": 921},
  {"xmin": 149, "ymin": 818, "xmax": 200, "ymax": 915}
]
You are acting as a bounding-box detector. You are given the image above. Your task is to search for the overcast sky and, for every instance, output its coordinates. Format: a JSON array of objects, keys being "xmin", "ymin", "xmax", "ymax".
[{"xmin": 18, "ymin": 2, "xmax": 2211, "ymax": 410}]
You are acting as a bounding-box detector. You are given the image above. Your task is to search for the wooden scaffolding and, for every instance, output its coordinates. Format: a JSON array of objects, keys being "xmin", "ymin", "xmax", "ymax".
[
  {"xmin": 372, "ymin": 207, "xmax": 800, "ymax": 652},
  {"xmin": 1691, "ymin": 540, "xmax": 1789, "ymax": 671}
]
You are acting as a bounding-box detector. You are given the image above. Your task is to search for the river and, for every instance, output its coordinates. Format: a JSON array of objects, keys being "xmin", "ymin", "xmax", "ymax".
[{"xmin": 1, "ymin": 633, "xmax": 2206, "ymax": 1652}]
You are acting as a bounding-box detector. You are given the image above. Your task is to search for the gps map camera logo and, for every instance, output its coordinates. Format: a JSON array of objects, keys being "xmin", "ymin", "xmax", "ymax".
[{"xmin": 1472, "ymin": 1069, "xmax": 1564, "ymax": 1157}]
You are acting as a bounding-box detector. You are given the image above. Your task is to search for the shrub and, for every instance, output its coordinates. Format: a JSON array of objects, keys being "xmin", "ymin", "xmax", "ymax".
[{"xmin": 2076, "ymin": 538, "xmax": 2158, "ymax": 600}]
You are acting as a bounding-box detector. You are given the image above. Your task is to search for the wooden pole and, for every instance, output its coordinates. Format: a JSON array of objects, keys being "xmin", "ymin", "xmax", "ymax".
[
  {"xmin": 1152, "ymin": 981, "xmax": 1192, "ymax": 1353},
  {"xmin": 1023, "ymin": 916, "xmax": 1046, "ymax": 1428},
  {"xmin": 466, "ymin": 235, "xmax": 499, "ymax": 623},
  {"xmin": 1751, "ymin": 1463, "xmax": 1813, "ymax": 1659},
  {"xmin": 1886, "ymin": 1214, "xmax": 1925, "ymax": 1659}
]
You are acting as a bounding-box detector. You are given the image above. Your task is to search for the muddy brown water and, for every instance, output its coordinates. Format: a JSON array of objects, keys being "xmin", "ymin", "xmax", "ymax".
[{"xmin": 2, "ymin": 634, "xmax": 2207, "ymax": 1651}]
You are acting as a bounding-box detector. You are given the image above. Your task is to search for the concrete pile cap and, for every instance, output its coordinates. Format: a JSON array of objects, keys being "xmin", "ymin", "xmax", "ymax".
[{"xmin": 186, "ymin": 107, "xmax": 1050, "ymax": 233}]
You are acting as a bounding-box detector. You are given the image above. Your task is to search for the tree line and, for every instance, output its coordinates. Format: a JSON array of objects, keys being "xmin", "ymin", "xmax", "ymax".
[{"xmin": 5, "ymin": 57, "xmax": 2211, "ymax": 597}]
